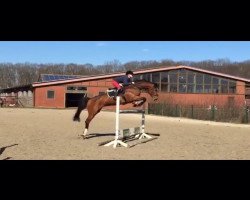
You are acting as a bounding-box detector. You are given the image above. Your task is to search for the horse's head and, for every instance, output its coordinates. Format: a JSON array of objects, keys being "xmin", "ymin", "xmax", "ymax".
[
  {"xmin": 149, "ymin": 82, "xmax": 159, "ymax": 101},
  {"xmin": 134, "ymin": 80, "xmax": 159, "ymax": 101}
]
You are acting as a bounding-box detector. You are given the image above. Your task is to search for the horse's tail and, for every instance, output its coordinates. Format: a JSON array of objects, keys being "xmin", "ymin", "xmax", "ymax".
[{"xmin": 73, "ymin": 95, "xmax": 89, "ymax": 122}]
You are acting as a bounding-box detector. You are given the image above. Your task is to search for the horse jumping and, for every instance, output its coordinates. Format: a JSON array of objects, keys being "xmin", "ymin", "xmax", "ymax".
[{"xmin": 73, "ymin": 80, "xmax": 159, "ymax": 138}]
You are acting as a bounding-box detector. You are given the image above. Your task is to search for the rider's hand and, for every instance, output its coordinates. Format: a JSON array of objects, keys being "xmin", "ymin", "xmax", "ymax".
[{"xmin": 131, "ymin": 82, "xmax": 135, "ymax": 84}]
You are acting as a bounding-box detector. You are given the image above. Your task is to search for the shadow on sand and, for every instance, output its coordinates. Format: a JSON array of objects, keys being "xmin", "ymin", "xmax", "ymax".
[
  {"xmin": 78, "ymin": 132, "xmax": 160, "ymax": 140},
  {"xmin": 78, "ymin": 133, "xmax": 115, "ymax": 139},
  {"xmin": 2, "ymin": 157, "xmax": 12, "ymax": 160},
  {"xmin": 0, "ymin": 144, "xmax": 18, "ymax": 160}
]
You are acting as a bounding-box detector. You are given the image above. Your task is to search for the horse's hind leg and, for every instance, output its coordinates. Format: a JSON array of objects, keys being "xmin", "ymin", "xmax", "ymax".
[{"xmin": 81, "ymin": 108, "xmax": 102, "ymax": 139}]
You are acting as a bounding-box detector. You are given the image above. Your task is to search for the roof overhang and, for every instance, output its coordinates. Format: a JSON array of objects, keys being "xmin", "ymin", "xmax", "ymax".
[{"xmin": 32, "ymin": 65, "xmax": 250, "ymax": 88}]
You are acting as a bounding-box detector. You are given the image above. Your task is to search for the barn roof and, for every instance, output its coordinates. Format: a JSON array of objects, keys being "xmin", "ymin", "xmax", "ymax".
[
  {"xmin": 0, "ymin": 84, "xmax": 33, "ymax": 93},
  {"xmin": 32, "ymin": 65, "xmax": 250, "ymax": 87},
  {"xmin": 38, "ymin": 74, "xmax": 86, "ymax": 82}
]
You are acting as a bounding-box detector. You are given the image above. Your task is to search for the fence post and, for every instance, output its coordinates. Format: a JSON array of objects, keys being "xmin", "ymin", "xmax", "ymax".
[
  {"xmin": 161, "ymin": 103, "xmax": 164, "ymax": 116},
  {"xmin": 245, "ymin": 107, "xmax": 249, "ymax": 124},
  {"xmin": 211, "ymin": 105, "xmax": 216, "ymax": 121},
  {"xmin": 175, "ymin": 105, "xmax": 178, "ymax": 117},
  {"xmin": 179, "ymin": 105, "xmax": 182, "ymax": 117},
  {"xmin": 191, "ymin": 105, "xmax": 194, "ymax": 119}
]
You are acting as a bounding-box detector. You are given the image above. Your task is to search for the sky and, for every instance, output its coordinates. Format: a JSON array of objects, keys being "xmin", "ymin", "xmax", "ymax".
[{"xmin": 0, "ymin": 41, "xmax": 249, "ymax": 65}]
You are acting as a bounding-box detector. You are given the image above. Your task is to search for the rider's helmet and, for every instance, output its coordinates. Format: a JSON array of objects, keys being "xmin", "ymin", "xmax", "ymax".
[{"xmin": 126, "ymin": 70, "xmax": 134, "ymax": 75}]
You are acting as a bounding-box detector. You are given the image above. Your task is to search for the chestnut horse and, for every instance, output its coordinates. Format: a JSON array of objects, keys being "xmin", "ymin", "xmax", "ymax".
[{"xmin": 73, "ymin": 80, "xmax": 159, "ymax": 138}]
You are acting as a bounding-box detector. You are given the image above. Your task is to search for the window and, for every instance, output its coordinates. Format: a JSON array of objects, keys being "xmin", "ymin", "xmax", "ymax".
[
  {"xmin": 139, "ymin": 69, "xmax": 239, "ymax": 95},
  {"xmin": 187, "ymin": 84, "xmax": 194, "ymax": 93},
  {"xmin": 78, "ymin": 86, "xmax": 87, "ymax": 91},
  {"xmin": 212, "ymin": 85, "xmax": 220, "ymax": 93},
  {"xmin": 142, "ymin": 73, "xmax": 151, "ymax": 81},
  {"xmin": 221, "ymin": 85, "xmax": 228, "ymax": 93},
  {"xmin": 161, "ymin": 83, "xmax": 168, "ymax": 92},
  {"xmin": 170, "ymin": 84, "xmax": 177, "ymax": 92},
  {"xmin": 67, "ymin": 86, "xmax": 87, "ymax": 91},
  {"xmin": 196, "ymin": 85, "xmax": 203, "ymax": 93},
  {"xmin": 161, "ymin": 72, "xmax": 168, "ymax": 83},
  {"xmin": 212, "ymin": 77, "xmax": 219, "ymax": 84},
  {"xmin": 133, "ymin": 74, "xmax": 142, "ymax": 81},
  {"xmin": 204, "ymin": 85, "xmax": 212, "ymax": 93},
  {"xmin": 229, "ymin": 81, "xmax": 236, "ymax": 93},
  {"xmin": 47, "ymin": 90, "xmax": 55, "ymax": 99},
  {"xmin": 196, "ymin": 73, "xmax": 203, "ymax": 84},
  {"xmin": 160, "ymin": 72, "xmax": 168, "ymax": 92},
  {"xmin": 169, "ymin": 73, "xmax": 177, "ymax": 83},
  {"xmin": 179, "ymin": 84, "xmax": 187, "ymax": 93},
  {"xmin": 179, "ymin": 74, "xmax": 187, "ymax": 84},
  {"xmin": 221, "ymin": 79, "xmax": 228, "ymax": 85},
  {"xmin": 212, "ymin": 77, "xmax": 220, "ymax": 93},
  {"xmin": 67, "ymin": 86, "xmax": 76, "ymax": 90},
  {"xmin": 187, "ymin": 72, "xmax": 195, "ymax": 84},
  {"xmin": 204, "ymin": 74, "xmax": 212, "ymax": 84},
  {"xmin": 221, "ymin": 79, "xmax": 228, "ymax": 93},
  {"xmin": 152, "ymin": 72, "xmax": 160, "ymax": 82}
]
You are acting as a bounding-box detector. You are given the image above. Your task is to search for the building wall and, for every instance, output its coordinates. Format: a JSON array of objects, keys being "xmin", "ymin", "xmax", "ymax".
[
  {"xmin": 34, "ymin": 85, "xmax": 66, "ymax": 108},
  {"xmin": 236, "ymin": 81, "xmax": 245, "ymax": 95},
  {"xmin": 153, "ymin": 80, "xmax": 246, "ymax": 108},
  {"xmin": 33, "ymin": 78, "xmax": 247, "ymax": 109},
  {"xmin": 34, "ymin": 78, "xmax": 113, "ymax": 108}
]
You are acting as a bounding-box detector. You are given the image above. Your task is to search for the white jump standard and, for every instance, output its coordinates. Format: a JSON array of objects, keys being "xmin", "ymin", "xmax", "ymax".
[
  {"xmin": 103, "ymin": 96, "xmax": 153, "ymax": 148},
  {"xmin": 104, "ymin": 96, "xmax": 128, "ymax": 148},
  {"xmin": 119, "ymin": 109, "xmax": 152, "ymax": 140}
]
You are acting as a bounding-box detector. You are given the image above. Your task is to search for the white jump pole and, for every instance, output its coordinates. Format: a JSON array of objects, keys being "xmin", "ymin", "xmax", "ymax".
[
  {"xmin": 115, "ymin": 95, "xmax": 120, "ymax": 140},
  {"xmin": 138, "ymin": 109, "xmax": 151, "ymax": 139},
  {"xmin": 118, "ymin": 101, "xmax": 152, "ymax": 140},
  {"xmin": 134, "ymin": 103, "xmax": 152, "ymax": 140},
  {"xmin": 104, "ymin": 96, "xmax": 128, "ymax": 148}
]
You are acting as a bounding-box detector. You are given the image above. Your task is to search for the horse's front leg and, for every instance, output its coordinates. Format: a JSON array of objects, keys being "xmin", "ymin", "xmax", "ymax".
[{"xmin": 132, "ymin": 97, "xmax": 146, "ymax": 107}]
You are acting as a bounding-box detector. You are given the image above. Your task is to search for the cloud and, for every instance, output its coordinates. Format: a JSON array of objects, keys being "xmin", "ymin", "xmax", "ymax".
[
  {"xmin": 142, "ymin": 48, "xmax": 149, "ymax": 52},
  {"xmin": 96, "ymin": 42, "xmax": 107, "ymax": 47}
]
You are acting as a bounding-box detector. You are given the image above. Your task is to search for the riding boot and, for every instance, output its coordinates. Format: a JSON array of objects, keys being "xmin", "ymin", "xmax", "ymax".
[
  {"xmin": 117, "ymin": 88, "xmax": 124, "ymax": 96},
  {"xmin": 114, "ymin": 89, "xmax": 119, "ymax": 97}
]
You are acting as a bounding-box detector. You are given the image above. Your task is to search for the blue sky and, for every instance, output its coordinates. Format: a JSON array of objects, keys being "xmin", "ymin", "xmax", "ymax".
[{"xmin": 0, "ymin": 41, "xmax": 249, "ymax": 65}]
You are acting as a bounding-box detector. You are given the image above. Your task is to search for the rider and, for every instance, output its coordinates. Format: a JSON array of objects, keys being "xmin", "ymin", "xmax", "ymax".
[{"xmin": 112, "ymin": 70, "xmax": 135, "ymax": 96}]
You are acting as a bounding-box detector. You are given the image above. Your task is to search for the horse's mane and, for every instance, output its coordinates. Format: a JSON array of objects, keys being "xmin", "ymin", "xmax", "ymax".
[
  {"xmin": 134, "ymin": 79, "xmax": 158, "ymax": 88},
  {"xmin": 134, "ymin": 79, "xmax": 150, "ymax": 83}
]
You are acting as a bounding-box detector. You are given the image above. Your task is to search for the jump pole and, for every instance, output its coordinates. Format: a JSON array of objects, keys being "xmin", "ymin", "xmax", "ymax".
[
  {"xmin": 104, "ymin": 96, "xmax": 128, "ymax": 148},
  {"xmin": 119, "ymin": 109, "xmax": 152, "ymax": 140}
]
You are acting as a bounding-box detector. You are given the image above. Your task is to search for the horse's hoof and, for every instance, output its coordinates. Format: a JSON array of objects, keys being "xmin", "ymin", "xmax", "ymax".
[
  {"xmin": 73, "ymin": 117, "xmax": 80, "ymax": 122},
  {"xmin": 78, "ymin": 134, "xmax": 86, "ymax": 139}
]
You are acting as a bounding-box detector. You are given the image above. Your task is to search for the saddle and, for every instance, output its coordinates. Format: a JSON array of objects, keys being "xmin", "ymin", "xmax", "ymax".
[{"xmin": 106, "ymin": 88, "xmax": 124, "ymax": 98}]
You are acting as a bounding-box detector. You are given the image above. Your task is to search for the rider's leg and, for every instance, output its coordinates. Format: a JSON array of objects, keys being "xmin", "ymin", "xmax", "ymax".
[
  {"xmin": 112, "ymin": 80, "xmax": 122, "ymax": 97},
  {"xmin": 112, "ymin": 80, "xmax": 121, "ymax": 90}
]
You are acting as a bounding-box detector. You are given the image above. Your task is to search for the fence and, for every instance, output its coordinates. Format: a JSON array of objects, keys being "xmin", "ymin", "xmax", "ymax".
[
  {"xmin": 148, "ymin": 103, "xmax": 250, "ymax": 124},
  {"xmin": 0, "ymin": 96, "xmax": 33, "ymax": 108}
]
